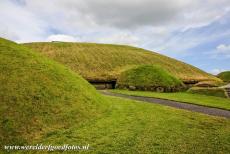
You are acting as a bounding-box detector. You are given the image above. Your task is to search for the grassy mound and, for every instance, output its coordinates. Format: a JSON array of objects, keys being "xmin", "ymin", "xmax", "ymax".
[
  {"xmin": 117, "ymin": 65, "xmax": 185, "ymax": 92},
  {"xmin": 0, "ymin": 38, "xmax": 107, "ymax": 145},
  {"xmin": 217, "ymin": 71, "xmax": 230, "ymax": 82},
  {"xmin": 24, "ymin": 42, "xmax": 220, "ymax": 82},
  {"xmin": 187, "ymin": 87, "xmax": 228, "ymax": 98}
]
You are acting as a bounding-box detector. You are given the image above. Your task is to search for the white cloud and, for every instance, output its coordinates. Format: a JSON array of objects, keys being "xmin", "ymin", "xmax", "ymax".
[
  {"xmin": 47, "ymin": 34, "xmax": 78, "ymax": 42},
  {"xmin": 96, "ymin": 33, "xmax": 140, "ymax": 46},
  {"xmin": 0, "ymin": 0, "xmax": 47, "ymax": 42},
  {"xmin": 1, "ymin": 0, "xmax": 230, "ymax": 45},
  {"xmin": 0, "ymin": 0, "xmax": 229, "ymax": 58},
  {"xmin": 210, "ymin": 68, "xmax": 227, "ymax": 75},
  {"xmin": 209, "ymin": 44, "xmax": 230, "ymax": 59},
  {"xmin": 31, "ymin": 0, "xmax": 228, "ymax": 30},
  {"xmin": 1, "ymin": 0, "xmax": 230, "ymax": 73},
  {"xmin": 216, "ymin": 44, "xmax": 230, "ymax": 54},
  {"xmin": 0, "ymin": 26, "xmax": 19, "ymax": 41},
  {"xmin": 46, "ymin": 33, "xmax": 140, "ymax": 46}
]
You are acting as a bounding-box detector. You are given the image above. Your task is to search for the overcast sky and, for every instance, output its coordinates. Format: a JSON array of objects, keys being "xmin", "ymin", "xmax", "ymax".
[{"xmin": 0, "ymin": 0, "xmax": 230, "ymax": 74}]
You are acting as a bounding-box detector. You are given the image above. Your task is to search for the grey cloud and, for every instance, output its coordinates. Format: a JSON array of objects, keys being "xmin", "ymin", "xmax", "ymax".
[
  {"xmin": 62, "ymin": 0, "xmax": 189, "ymax": 29},
  {"xmin": 1, "ymin": 0, "xmax": 230, "ymax": 45},
  {"xmin": 20, "ymin": 0, "xmax": 230, "ymax": 30}
]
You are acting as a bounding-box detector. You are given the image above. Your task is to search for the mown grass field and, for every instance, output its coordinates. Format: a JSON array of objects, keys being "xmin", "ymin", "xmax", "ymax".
[
  {"xmin": 3, "ymin": 95, "xmax": 230, "ymax": 153},
  {"xmin": 24, "ymin": 42, "xmax": 220, "ymax": 82},
  {"xmin": 34, "ymin": 96, "xmax": 230, "ymax": 154},
  {"xmin": 112, "ymin": 89, "xmax": 230, "ymax": 110},
  {"xmin": 1, "ymin": 38, "xmax": 230, "ymax": 153}
]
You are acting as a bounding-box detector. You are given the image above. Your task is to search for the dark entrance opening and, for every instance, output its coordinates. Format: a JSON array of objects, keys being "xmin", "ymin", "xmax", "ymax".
[
  {"xmin": 89, "ymin": 80, "xmax": 117, "ymax": 90},
  {"xmin": 183, "ymin": 80, "xmax": 199, "ymax": 88}
]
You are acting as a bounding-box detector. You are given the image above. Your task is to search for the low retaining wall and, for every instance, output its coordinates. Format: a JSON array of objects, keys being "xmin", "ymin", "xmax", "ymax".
[
  {"xmin": 220, "ymin": 84, "xmax": 230, "ymax": 98},
  {"xmin": 226, "ymin": 88, "xmax": 230, "ymax": 98},
  {"xmin": 88, "ymin": 80, "xmax": 198, "ymax": 90}
]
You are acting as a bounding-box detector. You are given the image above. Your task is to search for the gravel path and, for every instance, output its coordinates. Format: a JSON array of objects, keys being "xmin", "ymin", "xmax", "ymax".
[{"xmin": 100, "ymin": 91, "xmax": 230, "ymax": 118}]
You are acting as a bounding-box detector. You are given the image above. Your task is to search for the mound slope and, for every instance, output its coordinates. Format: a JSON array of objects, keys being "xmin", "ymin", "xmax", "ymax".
[
  {"xmin": 0, "ymin": 38, "xmax": 106, "ymax": 145},
  {"xmin": 117, "ymin": 65, "xmax": 185, "ymax": 92},
  {"xmin": 24, "ymin": 42, "xmax": 219, "ymax": 83},
  {"xmin": 217, "ymin": 71, "xmax": 230, "ymax": 82}
]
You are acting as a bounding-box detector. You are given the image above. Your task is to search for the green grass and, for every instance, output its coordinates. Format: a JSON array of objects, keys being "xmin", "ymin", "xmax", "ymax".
[
  {"xmin": 111, "ymin": 89, "xmax": 230, "ymax": 110},
  {"xmin": 24, "ymin": 42, "xmax": 220, "ymax": 82},
  {"xmin": 29, "ymin": 96, "xmax": 230, "ymax": 153},
  {"xmin": 0, "ymin": 38, "xmax": 108, "ymax": 146},
  {"xmin": 188, "ymin": 87, "xmax": 228, "ymax": 98},
  {"xmin": 2, "ymin": 38, "xmax": 230, "ymax": 153},
  {"xmin": 117, "ymin": 65, "xmax": 184, "ymax": 91},
  {"xmin": 218, "ymin": 71, "xmax": 230, "ymax": 82}
]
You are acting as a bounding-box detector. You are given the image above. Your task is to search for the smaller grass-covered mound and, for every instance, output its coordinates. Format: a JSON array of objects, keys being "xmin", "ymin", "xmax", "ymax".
[
  {"xmin": 187, "ymin": 87, "xmax": 228, "ymax": 98},
  {"xmin": 217, "ymin": 71, "xmax": 230, "ymax": 83},
  {"xmin": 117, "ymin": 65, "xmax": 185, "ymax": 92}
]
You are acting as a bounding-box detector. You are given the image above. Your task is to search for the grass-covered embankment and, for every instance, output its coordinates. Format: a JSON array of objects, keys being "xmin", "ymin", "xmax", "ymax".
[
  {"xmin": 188, "ymin": 87, "xmax": 228, "ymax": 98},
  {"xmin": 24, "ymin": 42, "xmax": 220, "ymax": 82},
  {"xmin": 218, "ymin": 71, "xmax": 230, "ymax": 82},
  {"xmin": 111, "ymin": 89, "xmax": 230, "ymax": 110},
  {"xmin": 0, "ymin": 38, "xmax": 108, "ymax": 145},
  {"xmin": 117, "ymin": 65, "xmax": 184, "ymax": 92}
]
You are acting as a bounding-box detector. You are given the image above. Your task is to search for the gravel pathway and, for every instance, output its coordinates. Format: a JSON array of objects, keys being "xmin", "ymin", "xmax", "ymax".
[{"xmin": 100, "ymin": 91, "xmax": 230, "ymax": 118}]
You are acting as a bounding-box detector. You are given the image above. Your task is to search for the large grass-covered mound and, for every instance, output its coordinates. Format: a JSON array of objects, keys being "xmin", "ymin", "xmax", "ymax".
[
  {"xmin": 217, "ymin": 71, "xmax": 230, "ymax": 82},
  {"xmin": 117, "ymin": 65, "xmax": 185, "ymax": 92},
  {"xmin": 0, "ymin": 38, "xmax": 107, "ymax": 145},
  {"xmin": 24, "ymin": 42, "xmax": 220, "ymax": 83}
]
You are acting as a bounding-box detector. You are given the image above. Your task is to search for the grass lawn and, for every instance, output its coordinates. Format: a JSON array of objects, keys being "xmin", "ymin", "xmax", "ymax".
[
  {"xmin": 111, "ymin": 89, "xmax": 230, "ymax": 110},
  {"xmin": 38, "ymin": 96, "xmax": 230, "ymax": 153}
]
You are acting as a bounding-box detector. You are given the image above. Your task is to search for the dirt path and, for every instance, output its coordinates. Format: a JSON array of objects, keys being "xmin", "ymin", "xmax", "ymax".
[{"xmin": 100, "ymin": 91, "xmax": 230, "ymax": 118}]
